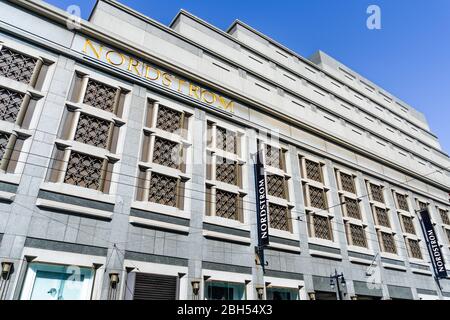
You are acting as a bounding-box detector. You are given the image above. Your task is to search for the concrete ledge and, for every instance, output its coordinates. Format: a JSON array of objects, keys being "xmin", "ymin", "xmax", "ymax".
[
  {"xmin": 202, "ymin": 261, "xmax": 252, "ymax": 274},
  {"xmin": 202, "ymin": 230, "xmax": 251, "ymax": 245},
  {"xmin": 36, "ymin": 198, "xmax": 113, "ymax": 220},
  {"xmin": 265, "ymin": 269, "xmax": 304, "ymax": 281},
  {"xmin": 0, "ymin": 190, "xmax": 15, "ymax": 202},
  {"xmin": 309, "ymin": 249, "xmax": 342, "ymax": 261},
  {"xmin": 24, "ymin": 237, "xmax": 108, "ymax": 256},
  {"xmin": 268, "ymin": 242, "xmax": 301, "ymax": 254},
  {"xmin": 382, "ymin": 262, "xmax": 407, "ymax": 272},
  {"xmin": 411, "ymin": 268, "xmax": 433, "ymax": 276},
  {"xmin": 129, "ymin": 216, "xmax": 189, "ymax": 234},
  {"xmin": 124, "ymin": 250, "xmax": 188, "ymax": 267}
]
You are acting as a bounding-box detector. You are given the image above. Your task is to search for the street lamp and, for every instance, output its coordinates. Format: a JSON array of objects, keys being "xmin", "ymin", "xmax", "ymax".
[{"xmin": 329, "ymin": 269, "xmax": 346, "ymax": 300}]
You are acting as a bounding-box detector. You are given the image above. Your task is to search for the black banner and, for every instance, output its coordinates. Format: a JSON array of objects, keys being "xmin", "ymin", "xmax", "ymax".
[
  {"xmin": 419, "ymin": 209, "xmax": 448, "ymax": 279},
  {"xmin": 254, "ymin": 151, "xmax": 270, "ymax": 247}
]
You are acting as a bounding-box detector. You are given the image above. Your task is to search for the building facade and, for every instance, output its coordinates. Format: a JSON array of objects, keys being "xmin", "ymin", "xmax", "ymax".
[{"xmin": 0, "ymin": 0, "xmax": 449, "ymax": 300}]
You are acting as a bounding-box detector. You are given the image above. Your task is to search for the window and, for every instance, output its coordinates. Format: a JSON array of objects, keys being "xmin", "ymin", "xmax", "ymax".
[
  {"xmin": 265, "ymin": 144, "xmax": 284, "ymax": 170},
  {"xmin": 132, "ymin": 273, "xmax": 178, "ymax": 300},
  {"xmin": 266, "ymin": 287, "xmax": 299, "ymax": 300},
  {"xmin": 311, "ymin": 214, "xmax": 333, "ymax": 240},
  {"xmin": 267, "ymin": 174, "xmax": 288, "ymax": 199},
  {"xmin": 305, "ymin": 159, "xmax": 323, "ymax": 183},
  {"xmin": 308, "ymin": 185, "xmax": 327, "ymax": 209},
  {"xmin": 439, "ymin": 209, "xmax": 450, "ymax": 225},
  {"xmin": 148, "ymin": 172, "xmax": 180, "ymax": 208},
  {"xmin": 155, "ymin": 105, "xmax": 183, "ymax": 134},
  {"xmin": 418, "ymin": 201, "xmax": 428, "ymax": 211},
  {"xmin": 374, "ymin": 207, "xmax": 390, "ymax": 228},
  {"xmin": 407, "ymin": 239, "xmax": 422, "ymax": 260},
  {"xmin": 445, "ymin": 228, "xmax": 450, "ymax": 243},
  {"xmin": 205, "ymin": 121, "xmax": 245, "ymax": 222},
  {"xmin": 205, "ymin": 281, "xmax": 245, "ymax": 300},
  {"xmin": 348, "ymin": 224, "xmax": 367, "ymax": 248},
  {"xmin": 343, "ymin": 198, "xmax": 361, "ymax": 220},
  {"xmin": 369, "ymin": 183, "xmax": 384, "ymax": 203},
  {"xmin": 46, "ymin": 73, "xmax": 128, "ymax": 194},
  {"xmin": 269, "ymin": 202, "xmax": 291, "ymax": 231},
  {"xmin": 339, "ymin": 172, "xmax": 356, "ymax": 193},
  {"xmin": 379, "ymin": 232, "xmax": 397, "ymax": 254},
  {"xmin": 20, "ymin": 263, "xmax": 94, "ymax": 300},
  {"xmin": 152, "ymin": 136, "xmax": 180, "ymax": 169},
  {"xmin": 0, "ymin": 46, "xmax": 38, "ymax": 84},
  {"xmin": 395, "ymin": 193, "xmax": 409, "ymax": 211},
  {"xmin": 0, "ymin": 87, "xmax": 24, "ymax": 123},
  {"xmin": 401, "ymin": 215, "xmax": 416, "ymax": 235}
]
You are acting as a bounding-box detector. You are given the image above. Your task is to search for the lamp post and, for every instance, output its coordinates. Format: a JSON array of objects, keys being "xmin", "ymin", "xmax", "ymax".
[{"xmin": 329, "ymin": 269, "xmax": 346, "ymax": 300}]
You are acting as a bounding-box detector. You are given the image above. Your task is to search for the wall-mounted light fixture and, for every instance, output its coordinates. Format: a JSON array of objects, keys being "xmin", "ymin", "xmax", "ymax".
[
  {"xmin": 308, "ymin": 292, "xmax": 316, "ymax": 300},
  {"xmin": 1, "ymin": 262, "xmax": 13, "ymax": 280},
  {"xmin": 191, "ymin": 280, "xmax": 200, "ymax": 296},
  {"xmin": 109, "ymin": 273, "xmax": 119, "ymax": 289}
]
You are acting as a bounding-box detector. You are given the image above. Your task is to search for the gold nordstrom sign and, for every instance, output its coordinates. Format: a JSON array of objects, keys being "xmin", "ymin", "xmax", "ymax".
[{"xmin": 80, "ymin": 38, "xmax": 234, "ymax": 113}]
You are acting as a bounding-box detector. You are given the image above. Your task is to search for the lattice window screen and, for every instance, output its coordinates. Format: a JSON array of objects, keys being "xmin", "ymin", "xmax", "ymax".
[
  {"xmin": 215, "ymin": 189, "xmax": 238, "ymax": 220},
  {"xmin": 0, "ymin": 87, "xmax": 24, "ymax": 123},
  {"xmin": 396, "ymin": 193, "xmax": 409, "ymax": 211},
  {"xmin": 269, "ymin": 203, "xmax": 290, "ymax": 231},
  {"xmin": 408, "ymin": 239, "xmax": 422, "ymax": 259},
  {"xmin": 267, "ymin": 174, "xmax": 286, "ymax": 199},
  {"xmin": 148, "ymin": 173, "xmax": 178, "ymax": 207},
  {"xmin": 308, "ymin": 185, "xmax": 327, "ymax": 209},
  {"xmin": 401, "ymin": 215, "xmax": 416, "ymax": 234},
  {"xmin": 74, "ymin": 113, "xmax": 111, "ymax": 149},
  {"xmin": 265, "ymin": 145, "xmax": 281, "ymax": 169},
  {"xmin": 156, "ymin": 106, "xmax": 182, "ymax": 133},
  {"xmin": 216, "ymin": 127, "xmax": 236, "ymax": 154},
  {"xmin": 64, "ymin": 151, "xmax": 103, "ymax": 190},
  {"xmin": 374, "ymin": 207, "xmax": 390, "ymax": 227},
  {"xmin": 0, "ymin": 47, "xmax": 37, "ymax": 84},
  {"xmin": 380, "ymin": 232, "xmax": 396, "ymax": 254},
  {"xmin": 152, "ymin": 137, "xmax": 180, "ymax": 169},
  {"xmin": 0, "ymin": 131, "xmax": 10, "ymax": 160},
  {"xmin": 215, "ymin": 157, "xmax": 237, "ymax": 185},
  {"xmin": 305, "ymin": 159, "xmax": 322, "ymax": 182},
  {"xmin": 340, "ymin": 172, "xmax": 355, "ymax": 193},
  {"xmin": 83, "ymin": 79, "xmax": 117, "ymax": 112},
  {"xmin": 344, "ymin": 198, "xmax": 361, "ymax": 219},
  {"xmin": 439, "ymin": 209, "xmax": 449, "ymax": 225},
  {"xmin": 370, "ymin": 184, "xmax": 384, "ymax": 203},
  {"xmin": 313, "ymin": 215, "xmax": 332, "ymax": 240},
  {"xmin": 349, "ymin": 224, "xmax": 367, "ymax": 247}
]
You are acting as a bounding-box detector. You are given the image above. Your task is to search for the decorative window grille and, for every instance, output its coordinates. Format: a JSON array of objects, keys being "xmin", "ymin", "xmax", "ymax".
[
  {"xmin": 407, "ymin": 239, "xmax": 422, "ymax": 259},
  {"xmin": 267, "ymin": 174, "xmax": 287, "ymax": 199},
  {"xmin": 396, "ymin": 193, "xmax": 409, "ymax": 211},
  {"xmin": 445, "ymin": 228, "xmax": 450, "ymax": 242},
  {"xmin": 374, "ymin": 207, "xmax": 390, "ymax": 228},
  {"xmin": 216, "ymin": 126, "xmax": 236, "ymax": 154},
  {"xmin": 344, "ymin": 198, "xmax": 361, "ymax": 219},
  {"xmin": 148, "ymin": 172, "xmax": 178, "ymax": 207},
  {"xmin": 418, "ymin": 201, "xmax": 428, "ymax": 211},
  {"xmin": 83, "ymin": 79, "xmax": 118, "ymax": 112},
  {"xmin": 269, "ymin": 203, "xmax": 290, "ymax": 231},
  {"xmin": 265, "ymin": 145, "xmax": 282, "ymax": 169},
  {"xmin": 74, "ymin": 113, "xmax": 111, "ymax": 149},
  {"xmin": 152, "ymin": 137, "xmax": 180, "ymax": 169},
  {"xmin": 0, "ymin": 87, "xmax": 24, "ymax": 123},
  {"xmin": 340, "ymin": 172, "xmax": 355, "ymax": 193},
  {"xmin": 308, "ymin": 185, "xmax": 327, "ymax": 209},
  {"xmin": 215, "ymin": 189, "xmax": 238, "ymax": 220},
  {"xmin": 156, "ymin": 105, "xmax": 182, "ymax": 133},
  {"xmin": 215, "ymin": 157, "xmax": 237, "ymax": 185},
  {"xmin": 313, "ymin": 215, "xmax": 332, "ymax": 240},
  {"xmin": 380, "ymin": 232, "xmax": 397, "ymax": 254},
  {"xmin": 0, "ymin": 47, "xmax": 37, "ymax": 84},
  {"xmin": 63, "ymin": 151, "xmax": 103, "ymax": 190},
  {"xmin": 305, "ymin": 159, "xmax": 322, "ymax": 182},
  {"xmin": 349, "ymin": 224, "xmax": 367, "ymax": 247},
  {"xmin": 370, "ymin": 183, "xmax": 384, "ymax": 203},
  {"xmin": 439, "ymin": 209, "xmax": 450, "ymax": 225},
  {"xmin": 0, "ymin": 131, "xmax": 10, "ymax": 161},
  {"xmin": 401, "ymin": 215, "xmax": 416, "ymax": 234}
]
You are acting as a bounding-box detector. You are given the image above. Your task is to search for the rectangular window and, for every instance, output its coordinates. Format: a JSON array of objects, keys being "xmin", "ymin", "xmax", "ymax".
[
  {"xmin": 308, "ymin": 185, "xmax": 327, "ymax": 209},
  {"xmin": 152, "ymin": 136, "xmax": 180, "ymax": 169},
  {"xmin": 407, "ymin": 239, "xmax": 422, "ymax": 259},
  {"xmin": 401, "ymin": 215, "xmax": 416, "ymax": 234},
  {"xmin": 156, "ymin": 105, "xmax": 183, "ymax": 134},
  {"xmin": 216, "ymin": 126, "xmax": 236, "ymax": 154},
  {"xmin": 0, "ymin": 47, "xmax": 37, "ymax": 84},
  {"xmin": 396, "ymin": 193, "xmax": 409, "ymax": 211},
  {"xmin": 339, "ymin": 172, "xmax": 356, "ymax": 194},
  {"xmin": 373, "ymin": 207, "xmax": 390, "ymax": 228},
  {"xmin": 267, "ymin": 174, "xmax": 288, "ymax": 199},
  {"xmin": 132, "ymin": 273, "xmax": 178, "ymax": 300},
  {"xmin": 74, "ymin": 113, "xmax": 113, "ymax": 149},
  {"xmin": 269, "ymin": 203, "xmax": 291, "ymax": 232},
  {"xmin": 445, "ymin": 228, "xmax": 450, "ymax": 243},
  {"xmin": 312, "ymin": 215, "xmax": 333, "ymax": 240},
  {"xmin": 20, "ymin": 263, "xmax": 94, "ymax": 300},
  {"xmin": 64, "ymin": 151, "xmax": 104, "ymax": 191},
  {"xmin": 215, "ymin": 189, "xmax": 239, "ymax": 220},
  {"xmin": 344, "ymin": 198, "xmax": 361, "ymax": 219},
  {"xmin": 215, "ymin": 157, "xmax": 238, "ymax": 186},
  {"xmin": 148, "ymin": 172, "xmax": 179, "ymax": 207},
  {"xmin": 266, "ymin": 287, "xmax": 299, "ymax": 300},
  {"xmin": 305, "ymin": 159, "xmax": 323, "ymax": 183},
  {"xmin": 83, "ymin": 78, "xmax": 119, "ymax": 113},
  {"xmin": 0, "ymin": 87, "xmax": 24, "ymax": 123},
  {"xmin": 370, "ymin": 183, "xmax": 384, "ymax": 203},
  {"xmin": 440, "ymin": 209, "xmax": 450, "ymax": 225},
  {"xmin": 379, "ymin": 232, "xmax": 397, "ymax": 254},
  {"xmin": 265, "ymin": 145, "xmax": 283, "ymax": 169},
  {"xmin": 348, "ymin": 224, "xmax": 367, "ymax": 248},
  {"xmin": 205, "ymin": 281, "xmax": 245, "ymax": 300}
]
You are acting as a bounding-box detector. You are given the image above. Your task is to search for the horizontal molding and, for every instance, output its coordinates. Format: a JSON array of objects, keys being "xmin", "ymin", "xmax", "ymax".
[
  {"xmin": 129, "ymin": 216, "xmax": 189, "ymax": 234},
  {"xmin": 36, "ymin": 198, "xmax": 113, "ymax": 220},
  {"xmin": 0, "ymin": 190, "xmax": 15, "ymax": 203},
  {"xmin": 202, "ymin": 230, "xmax": 251, "ymax": 245},
  {"xmin": 267, "ymin": 242, "xmax": 301, "ymax": 254},
  {"xmin": 37, "ymin": 189, "xmax": 115, "ymax": 212},
  {"xmin": 130, "ymin": 208, "xmax": 190, "ymax": 227},
  {"xmin": 24, "ymin": 237, "xmax": 108, "ymax": 256},
  {"xmin": 387, "ymin": 284, "xmax": 413, "ymax": 300},
  {"xmin": 353, "ymin": 280, "xmax": 383, "ymax": 297},
  {"xmin": 265, "ymin": 269, "xmax": 304, "ymax": 281},
  {"xmin": 0, "ymin": 180, "xmax": 18, "ymax": 194},
  {"xmin": 270, "ymin": 235, "xmax": 300, "ymax": 247},
  {"xmin": 203, "ymin": 222, "xmax": 250, "ymax": 238},
  {"xmin": 308, "ymin": 243, "xmax": 341, "ymax": 255},
  {"xmin": 416, "ymin": 288, "xmax": 437, "ymax": 296},
  {"xmin": 380, "ymin": 257, "xmax": 405, "ymax": 266},
  {"xmin": 202, "ymin": 261, "xmax": 252, "ymax": 274},
  {"xmin": 124, "ymin": 250, "xmax": 188, "ymax": 267}
]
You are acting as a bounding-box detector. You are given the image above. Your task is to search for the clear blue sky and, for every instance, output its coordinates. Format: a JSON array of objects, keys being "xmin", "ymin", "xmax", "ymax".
[{"xmin": 46, "ymin": 0, "xmax": 450, "ymax": 153}]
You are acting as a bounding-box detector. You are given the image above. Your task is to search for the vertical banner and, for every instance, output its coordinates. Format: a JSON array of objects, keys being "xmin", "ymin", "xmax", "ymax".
[
  {"xmin": 419, "ymin": 209, "xmax": 448, "ymax": 279},
  {"xmin": 254, "ymin": 150, "xmax": 270, "ymax": 247}
]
